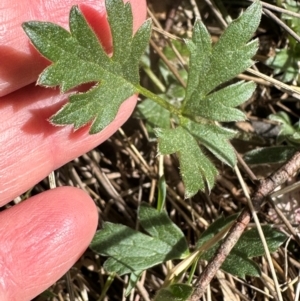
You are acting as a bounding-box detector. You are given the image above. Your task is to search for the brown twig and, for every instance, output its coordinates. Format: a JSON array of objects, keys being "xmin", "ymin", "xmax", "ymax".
[
  {"xmin": 164, "ymin": 0, "xmax": 181, "ymax": 33},
  {"xmin": 189, "ymin": 208, "xmax": 252, "ymax": 301},
  {"xmin": 189, "ymin": 150, "xmax": 300, "ymax": 301},
  {"xmin": 252, "ymin": 151, "xmax": 300, "ymax": 210}
]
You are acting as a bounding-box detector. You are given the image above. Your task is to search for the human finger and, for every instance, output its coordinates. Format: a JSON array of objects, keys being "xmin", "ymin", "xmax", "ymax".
[
  {"xmin": 0, "ymin": 85, "xmax": 137, "ymax": 205},
  {"xmin": 0, "ymin": 186, "xmax": 98, "ymax": 301}
]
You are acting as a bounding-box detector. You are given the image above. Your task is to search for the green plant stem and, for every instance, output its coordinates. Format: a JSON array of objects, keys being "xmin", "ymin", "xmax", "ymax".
[
  {"xmin": 140, "ymin": 62, "xmax": 166, "ymax": 93},
  {"xmin": 98, "ymin": 273, "xmax": 115, "ymax": 301},
  {"xmin": 135, "ymin": 84, "xmax": 181, "ymax": 115},
  {"xmin": 157, "ymin": 175, "xmax": 166, "ymax": 212},
  {"xmin": 187, "ymin": 258, "xmax": 198, "ymax": 285}
]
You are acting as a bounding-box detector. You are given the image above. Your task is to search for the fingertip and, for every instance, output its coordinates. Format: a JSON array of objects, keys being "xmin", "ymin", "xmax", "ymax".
[{"xmin": 0, "ymin": 187, "xmax": 98, "ymax": 301}]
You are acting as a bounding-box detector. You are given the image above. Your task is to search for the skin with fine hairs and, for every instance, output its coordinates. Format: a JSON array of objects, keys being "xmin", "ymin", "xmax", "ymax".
[{"xmin": 0, "ymin": 0, "xmax": 146, "ymax": 300}]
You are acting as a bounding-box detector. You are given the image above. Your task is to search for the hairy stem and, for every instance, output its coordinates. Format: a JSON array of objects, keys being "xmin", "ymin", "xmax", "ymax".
[{"xmin": 135, "ymin": 84, "xmax": 181, "ymax": 116}]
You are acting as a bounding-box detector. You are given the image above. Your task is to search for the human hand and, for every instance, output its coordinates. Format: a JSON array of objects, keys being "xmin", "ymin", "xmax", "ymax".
[{"xmin": 0, "ymin": 0, "xmax": 146, "ymax": 300}]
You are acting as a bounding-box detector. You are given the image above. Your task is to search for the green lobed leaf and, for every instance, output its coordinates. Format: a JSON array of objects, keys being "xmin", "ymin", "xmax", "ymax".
[
  {"xmin": 23, "ymin": 0, "xmax": 262, "ymax": 198},
  {"xmin": 154, "ymin": 284, "xmax": 193, "ymax": 301},
  {"xmin": 183, "ymin": 1, "xmax": 261, "ymax": 112},
  {"xmin": 215, "ymin": 248, "xmax": 261, "ymax": 278},
  {"xmin": 197, "ymin": 217, "xmax": 286, "ymax": 278},
  {"xmin": 22, "ymin": 0, "xmax": 151, "ymax": 134},
  {"xmin": 200, "ymin": 243, "xmax": 261, "ymax": 278},
  {"xmin": 90, "ymin": 205, "xmax": 189, "ymax": 275},
  {"xmin": 234, "ymin": 225, "xmax": 287, "ymax": 258},
  {"xmin": 156, "ymin": 126, "xmax": 218, "ymax": 197},
  {"xmin": 153, "ymin": 2, "xmax": 261, "ymax": 196}
]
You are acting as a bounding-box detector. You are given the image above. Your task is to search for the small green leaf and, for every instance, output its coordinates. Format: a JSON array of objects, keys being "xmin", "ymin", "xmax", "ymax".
[
  {"xmin": 154, "ymin": 284, "xmax": 193, "ymax": 301},
  {"xmin": 282, "ymin": 0, "xmax": 300, "ymax": 33},
  {"xmin": 217, "ymin": 226, "xmax": 286, "ymax": 278},
  {"xmin": 156, "ymin": 126, "xmax": 218, "ymax": 197},
  {"xmin": 22, "ymin": 0, "xmax": 151, "ymax": 133},
  {"xmin": 163, "ymin": 40, "xmax": 190, "ymax": 61},
  {"xmin": 244, "ymin": 146, "xmax": 297, "ymax": 164},
  {"xmin": 269, "ymin": 111, "xmax": 293, "ymax": 127},
  {"xmin": 269, "ymin": 111, "xmax": 300, "ymax": 145},
  {"xmin": 196, "ymin": 216, "xmax": 259, "ymax": 278},
  {"xmin": 266, "ymin": 0, "xmax": 300, "ymax": 83},
  {"xmin": 197, "ymin": 218, "xmax": 287, "ymax": 278},
  {"xmin": 90, "ymin": 205, "xmax": 189, "ymax": 275},
  {"xmin": 199, "ymin": 242, "xmax": 261, "ymax": 278},
  {"xmin": 217, "ymin": 249, "xmax": 261, "ymax": 278},
  {"xmin": 234, "ymin": 225, "xmax": 287, "ymax": 257},
  {"xmin": 266, "ymin": 47, "xmax": 300, "ymax": 83}
]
